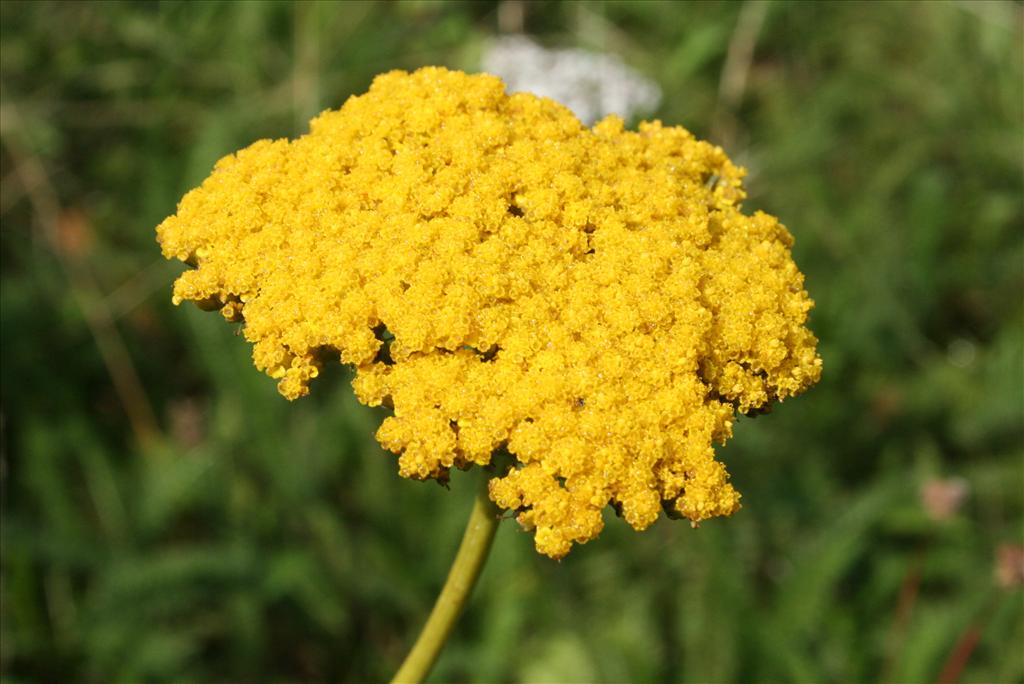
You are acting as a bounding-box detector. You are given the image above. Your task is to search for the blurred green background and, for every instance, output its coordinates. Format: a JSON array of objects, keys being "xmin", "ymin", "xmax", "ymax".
[{"xmin": 1, "ymin": 1, "xmax": 1022, "ymax": 683}]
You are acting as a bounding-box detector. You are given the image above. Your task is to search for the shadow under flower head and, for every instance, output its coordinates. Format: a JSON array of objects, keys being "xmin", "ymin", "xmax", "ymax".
[{"xmin": 156, "ymin": 67, "xmax": 822, "ymax": 559}]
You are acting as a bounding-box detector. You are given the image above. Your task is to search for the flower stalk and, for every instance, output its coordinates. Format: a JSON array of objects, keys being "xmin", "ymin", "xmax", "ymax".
[{"xmin": 391, "ymin": 468, "xmax": 502, "ymax": 684}]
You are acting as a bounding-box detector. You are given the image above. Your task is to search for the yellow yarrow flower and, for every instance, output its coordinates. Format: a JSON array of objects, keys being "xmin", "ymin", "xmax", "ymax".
[{"xmin": 157, "ymin": 67, "xmax": 822, "ymax": 559}]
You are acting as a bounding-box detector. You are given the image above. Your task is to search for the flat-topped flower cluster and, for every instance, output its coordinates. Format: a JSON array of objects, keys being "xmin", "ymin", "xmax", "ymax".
[{"xmin": 157, "ymin": 67, "xmax": 821, "ymax": 558}]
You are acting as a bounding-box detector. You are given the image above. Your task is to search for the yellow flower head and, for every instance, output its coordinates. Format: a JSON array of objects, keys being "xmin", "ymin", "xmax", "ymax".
[{"xmin": 157, "ymin": 67, "xmax": 822, "ymax": 558}]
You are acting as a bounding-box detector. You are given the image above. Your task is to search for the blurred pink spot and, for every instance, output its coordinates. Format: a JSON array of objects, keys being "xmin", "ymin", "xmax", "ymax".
[
  {"xmin": 919, "ymin": 477, "xmax": 969, "ymax": 521},
  {"xmin": 995, "ymin": 545, "xmax": 1024, "ymax": 590}
]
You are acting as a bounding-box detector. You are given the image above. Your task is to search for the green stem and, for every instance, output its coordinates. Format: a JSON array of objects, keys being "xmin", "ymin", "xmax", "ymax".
[{"xmin": 390, "ymin": 469, "xmax": 502, "ymax": 684}]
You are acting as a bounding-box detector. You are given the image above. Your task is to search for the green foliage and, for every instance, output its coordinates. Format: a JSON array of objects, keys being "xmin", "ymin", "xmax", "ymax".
[{"xmin": 2, "ymin": 1, "xmax": 1021, "ymax": 682}]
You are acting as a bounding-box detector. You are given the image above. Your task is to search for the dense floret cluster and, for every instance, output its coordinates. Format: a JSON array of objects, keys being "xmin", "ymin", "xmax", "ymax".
[{"xmin": 157, "ymin": 67, "xmax": 821, "ymax": 558}]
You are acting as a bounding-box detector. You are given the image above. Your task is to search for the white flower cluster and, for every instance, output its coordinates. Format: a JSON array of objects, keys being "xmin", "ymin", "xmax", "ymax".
[{"xmin": 480, "ymin": 35, "xmax": 662, "ymax": 125}]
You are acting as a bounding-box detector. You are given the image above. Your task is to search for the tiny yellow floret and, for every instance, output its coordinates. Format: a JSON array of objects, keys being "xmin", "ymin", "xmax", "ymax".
[{"xmin": 157, "ymin": 67, "xmax": 822, "ymax": 558}]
